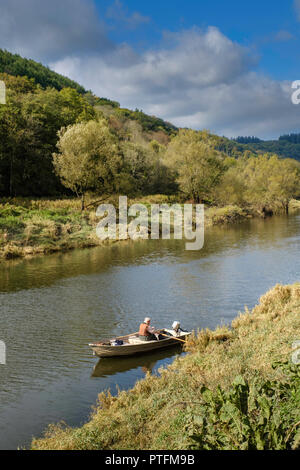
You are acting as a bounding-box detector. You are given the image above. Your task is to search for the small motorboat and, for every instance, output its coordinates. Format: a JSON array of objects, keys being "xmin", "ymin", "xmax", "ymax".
[{"xmin": 89, "ymin": 322, "xmax": 191, "ymax": 358}]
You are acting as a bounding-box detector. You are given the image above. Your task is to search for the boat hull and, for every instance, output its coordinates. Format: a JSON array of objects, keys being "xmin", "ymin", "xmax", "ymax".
[{"xmin": 89, "ymin": 333, "xmax": 191, "ymax": 358}]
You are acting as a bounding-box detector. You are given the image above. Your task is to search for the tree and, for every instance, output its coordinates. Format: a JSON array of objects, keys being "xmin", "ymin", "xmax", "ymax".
[
  {"xmin": 0, "ymin": 79, "xmax": 97, "ymax": 197},
  {"xmin": 215, "ymin": 154, "xmax": 300, "ymax": 212},
  {"xmin": 53, "ymin": 120, "xmax": 121, "ymax": 210},
  {"xmin": 164, "ymin": 129, "xmax": 225, "ymax": 202},
  {"xmin": 0, "ymin": 87, "xmax": 34, "ymax": 196},
  {"xmin": 215, "ymin": 163, "xmax": 247, "ymax": 206},
  {"xmin": 268, "ymin": 157, "xmax": 300, "ymax": 213}
]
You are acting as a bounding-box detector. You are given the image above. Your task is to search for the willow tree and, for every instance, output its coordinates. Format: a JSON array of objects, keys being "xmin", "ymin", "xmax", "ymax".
[
  {"xmin": 215, "ymin": 154, "xmax": 300, "ymax": 212},
  {"xmin": 164, "ymin": 129, "xmax": 225, "ymax": 203},
  {"xmin": 53, "ymin": 119, "xmax": 121, "ymax": 210}
]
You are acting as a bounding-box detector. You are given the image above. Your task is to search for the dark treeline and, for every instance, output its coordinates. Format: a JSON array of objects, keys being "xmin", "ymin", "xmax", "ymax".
[
  {"xmin": 233, "ymin": 133, "xmax": 300, "ymax": 144},
  {"xmin": 233, "ymin": 136, "xmax": 262, "ymax": 144},
  {"xmin": 232, "ymin": 134, "xmax": 300, "ymax": 161},
  {"xmin": 279, "ymin": 133, "xmax": 300, "ymax": 143}
]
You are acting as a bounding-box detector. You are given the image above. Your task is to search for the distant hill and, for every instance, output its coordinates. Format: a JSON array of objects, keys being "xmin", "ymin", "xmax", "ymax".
[
  {"xmin": 2, "ymin": 49, "xmax": 300, "ymax": 159},
  {"xmin": 0, "ymin": 49, "xmax": 177, "ymax": 136},
  {"xmin": 0, "ymin": 49, "xmax": 86, "ymax": 93},
  {"xmin": 232, "ymin": 135, "xmax": 300, "ymax": 161}
]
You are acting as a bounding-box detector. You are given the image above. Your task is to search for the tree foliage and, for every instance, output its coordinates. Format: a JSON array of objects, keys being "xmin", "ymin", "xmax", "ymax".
[
  {"xmin": 0, "ymin": 49, "xmax": 86, "ymax": 93},
  {"xmin": 53, "ymin": 120, "xmax": 121, "ymax": 209},
  {"xmin": 0, "ymin": 77, "xmax": 96, "ymax": 196},
  {"xmin": 165, "ymin": 130, "xmax": 225, "ymax": 202},
  {"xmin": 216, "ymin": 154, "xmax": 300, "ymax": 211}
]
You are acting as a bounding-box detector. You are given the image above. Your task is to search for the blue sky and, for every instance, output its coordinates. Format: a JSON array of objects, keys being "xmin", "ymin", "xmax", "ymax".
[
  {"xmin": 1, "ymin": 0, "xmax": 300, "ymax": 138},
  {"xmin": 95, "ymin": 0, "xmax": 300, "ymax": 80}
]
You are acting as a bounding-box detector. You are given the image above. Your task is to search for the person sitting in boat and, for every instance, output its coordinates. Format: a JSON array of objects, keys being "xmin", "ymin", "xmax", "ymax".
[{"xmin": 139, "ymin": 317, "xmax": 158, "ymax": 341}]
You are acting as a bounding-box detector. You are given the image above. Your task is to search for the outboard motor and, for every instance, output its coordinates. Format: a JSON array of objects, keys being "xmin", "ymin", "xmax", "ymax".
[{"xmin": 172, "ymin": 321, "xmax": 181, "ymax": 333}]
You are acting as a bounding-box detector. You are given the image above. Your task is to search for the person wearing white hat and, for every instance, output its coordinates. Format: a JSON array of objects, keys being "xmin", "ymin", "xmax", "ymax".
[{"xmin": 139, "ymin": 317, "xmax": 157, "ymax": 341}]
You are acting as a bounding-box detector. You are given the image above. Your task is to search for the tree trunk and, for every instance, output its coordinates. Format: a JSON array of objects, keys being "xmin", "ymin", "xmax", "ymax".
[
  {"xmin": 81, "ymin": 193, "xmax": 85, "ymax": 211},
  {"xmin": 192, "ymin": 191, "xmax": 200, "ymax": 204},
  {"xmin": 285, "ymin": 202, "xmax": 289, "ymax": 215},
  {"xmin": 9, "ymin": 153, "xmax": 13, "ymax": 197}
]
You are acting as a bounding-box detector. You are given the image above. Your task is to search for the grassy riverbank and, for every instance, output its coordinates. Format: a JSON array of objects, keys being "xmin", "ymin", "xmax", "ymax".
[
  {"xmin": 31, "ymin": 283, "xmax": 300, "ymax": 450},
  {"xmin": 0, "ymin": 195, "xmax": 171, "ymax": 260},
  {"xmin": 1, "ymin": 196, "xmax": 297, "ymax": 262},
  {"xmin": 0, "ymin": 197, "xmax": 105, "ymax": 260}
]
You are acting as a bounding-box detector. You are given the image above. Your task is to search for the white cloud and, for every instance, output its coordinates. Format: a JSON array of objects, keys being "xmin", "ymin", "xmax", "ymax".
[
  {"xmin": 0, "ymin": 0, "xmax": 113, "ymax": 62},
  {"xmin": 51, "ymin": 27, "xmax": 298, "ymax": 139}
]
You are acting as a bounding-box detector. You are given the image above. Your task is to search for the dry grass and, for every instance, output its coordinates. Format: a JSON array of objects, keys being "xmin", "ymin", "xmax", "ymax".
[
  {"xmin": 0, "ymin": 197, "xmax": 119, "ymax": 261},
  {"xmin": 205, "ymin": 205, "xmax": 251, "ymax": 226},
  {"xmin": 290, "ymin": 199, "xmax": 300, "ymax": 212},
  {"xmin": 31, "ymin": 283, "xmax": 300, "ymax": 450}
]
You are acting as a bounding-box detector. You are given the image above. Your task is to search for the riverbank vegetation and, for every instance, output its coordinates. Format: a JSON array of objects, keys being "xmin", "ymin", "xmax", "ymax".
[
  {"xmin": 2, "ymin": 196, "xmax": 298, "ymax": 261},
  {"xmin": 31, "ymin": 283, "xmax": 300, "ymax": 450},
  {"xmin": 0, "ymin": 197, "xmax": 243, "ymax": 260}
]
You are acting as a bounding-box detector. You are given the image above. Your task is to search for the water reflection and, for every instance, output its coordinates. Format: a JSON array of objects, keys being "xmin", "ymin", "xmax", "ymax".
[{"xmin": 92, "ymin": 345, "xmax": 182, "ymax": 378}]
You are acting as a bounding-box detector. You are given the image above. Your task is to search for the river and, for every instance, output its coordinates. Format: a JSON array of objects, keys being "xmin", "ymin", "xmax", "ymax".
[{"xmin": 0, "ymin": 212, "xmax": 299, "ymax": 449}]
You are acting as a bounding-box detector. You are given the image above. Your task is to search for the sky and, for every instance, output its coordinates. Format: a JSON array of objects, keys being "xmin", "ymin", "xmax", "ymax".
[{"xmin": 1, "ymin": 0, "xmax": 300, "ymax": 139}]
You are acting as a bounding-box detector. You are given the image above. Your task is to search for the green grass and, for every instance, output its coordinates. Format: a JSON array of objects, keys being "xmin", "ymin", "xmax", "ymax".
[
  {"xmin": 31, "ymin": 283, "xmax": 300, "ymax": 450},
  {"xmin": 0, "ymin": 197, "xmax": 107, "ymax": 260}
]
